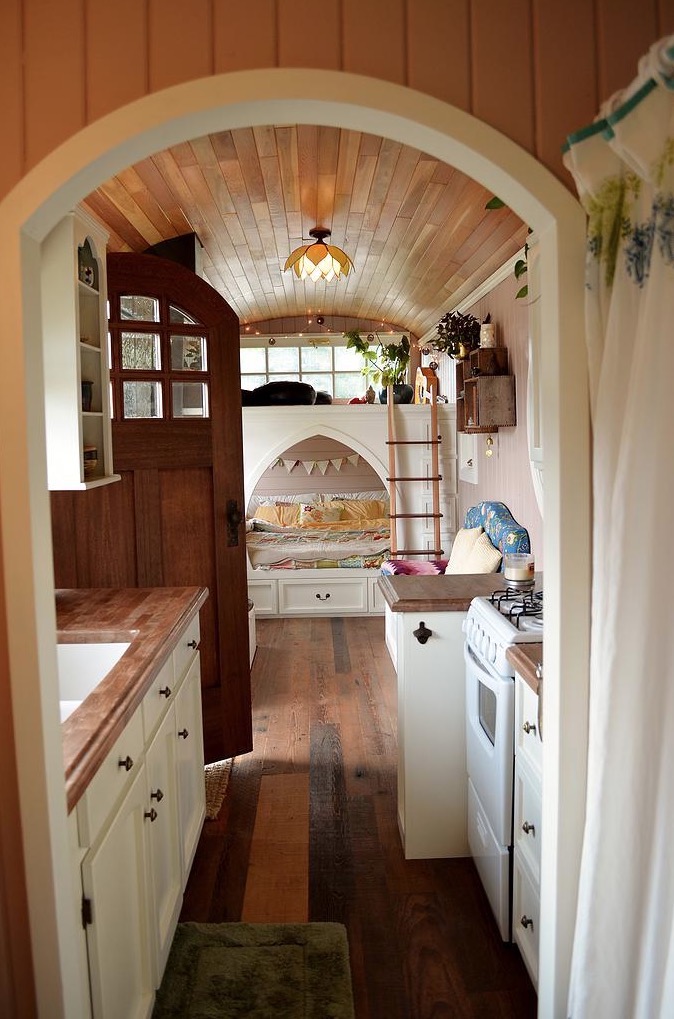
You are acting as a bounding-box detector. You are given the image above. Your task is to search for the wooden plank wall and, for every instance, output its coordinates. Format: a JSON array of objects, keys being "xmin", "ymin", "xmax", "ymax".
[{"xmin": 2, "ymin": 1, "xmax": 674, "ymax": 204}]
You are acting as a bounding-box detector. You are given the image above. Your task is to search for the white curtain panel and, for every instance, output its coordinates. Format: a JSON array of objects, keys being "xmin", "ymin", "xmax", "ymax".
[{"xmin": 563, "ymin": 38, "xmax": 674, "ymax": 1018}]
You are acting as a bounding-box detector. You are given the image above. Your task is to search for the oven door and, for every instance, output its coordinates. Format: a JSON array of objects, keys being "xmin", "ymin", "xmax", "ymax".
[{"xmin": 464, "ymin": 641, "xmax": 515, "ymax": 847}]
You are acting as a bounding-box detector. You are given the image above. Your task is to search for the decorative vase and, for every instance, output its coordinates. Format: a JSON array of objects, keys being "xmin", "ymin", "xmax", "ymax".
[
  {"xmin": 480, "ymin": 323, "xmax": 496, "ymax": 348},
  {"xmin": 379, "ymin": 383, "xmax": 414, "ymax": 405}
]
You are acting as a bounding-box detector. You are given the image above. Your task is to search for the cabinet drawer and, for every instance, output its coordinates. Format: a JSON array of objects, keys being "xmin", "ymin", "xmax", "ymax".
[
  {"xmin": 514, "ymin": 758, "xmax": 542, "ymax": 883},
  {"xmin": 142, "ymin": 656, "xmax": 175, "ymax": 743},
  {"xmin": 247, "ymin": 578, "xmax": 277, "ymax": 616},
  {"xmin": 515, "ymin": 673, "xmax": 542, "ymax": 781},
  {"xmin": 513, "ymin": 854, "xmax": 540, "ymax": 988},
  {"xmin": 77, "ymin": 706, "xmax": 144, "ymax": 847},
  {"xmin": 278, "ymin": 578, "xmax": 367, "ymax": 615},
  {"xmin": 173, "ymin": 612, "xmax": 200, "ymax": 684}
]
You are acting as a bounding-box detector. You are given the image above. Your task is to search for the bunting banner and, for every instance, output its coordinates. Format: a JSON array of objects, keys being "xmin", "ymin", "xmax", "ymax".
[{"xmin": 270, "ymin": 454, "xmax": 361, "ymax": 475}]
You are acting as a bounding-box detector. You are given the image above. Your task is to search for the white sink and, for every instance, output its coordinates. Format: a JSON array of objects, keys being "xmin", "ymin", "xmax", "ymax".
[{"xmin": 58, "ymin": 642, "xmax": 131, "ymax": 721}]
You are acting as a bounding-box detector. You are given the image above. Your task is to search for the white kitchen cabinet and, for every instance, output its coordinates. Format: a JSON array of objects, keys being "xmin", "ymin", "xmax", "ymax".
[
  {"xmin": 174, "ymin": 655, "xmax": 206, "ymax": 878},
  {"xmin": 394, "ymin": 609, "xmax": 469, "ymax": 858},
  {"xmin": 76, "ymin": 607, "xmax": 204, "ymax": 1018},
  {"xmin": 42, "ymin": 207, "xmax": 120, "ymax": 490},
  {"xmin": 513, "ymin": 670, "xmax": 542, "ymax": 987},
  {"xmin": 81, "ymin": 765, "xmax": 156, "ymax": 1019}
]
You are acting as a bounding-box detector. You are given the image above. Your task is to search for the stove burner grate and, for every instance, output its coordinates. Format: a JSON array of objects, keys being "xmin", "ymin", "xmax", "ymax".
[{"xmin": 489, "ymin": 588, "xmax": 543, "ymax": 628}]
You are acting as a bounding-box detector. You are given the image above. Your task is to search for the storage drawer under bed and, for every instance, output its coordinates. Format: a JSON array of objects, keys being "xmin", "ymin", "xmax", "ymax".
[{"xmin": 277, "ymin": 577, "xmax": 368, "ymax": 615}]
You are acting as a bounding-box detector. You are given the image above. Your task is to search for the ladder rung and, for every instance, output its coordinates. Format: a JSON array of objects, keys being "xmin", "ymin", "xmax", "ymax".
[
  {"xmin": 392, "ymin": 549, "xmax": 445, "ymax": 556},
  {"xmin": 389, "ymin": 513, "xmax": 443, "ymax": 519},
  {"xmin": 387, "ymin": 476, "xmax": 442, "ymax": 482},
  {"xmin": 386, "ymin": 439, "xmax": 441, "ymax": 445}
]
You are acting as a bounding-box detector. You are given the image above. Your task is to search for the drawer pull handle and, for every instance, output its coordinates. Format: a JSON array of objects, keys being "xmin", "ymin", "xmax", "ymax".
[
  {"xmin": 144, "ymin": 808, "xmax": 158, "ymax": 823},
  {"xmin": 178, "ymin": 728, "xmax": 189, "ymax": 739},
  {"xmin": 413, "ymin": 621, "xmax": 432, "ymax": 644},
  {"xmin": 523, "ymin": 721, "xmax": 537, "ymax": 735},
  {"xmin": 187, "ymin": 639, "xmax": 198, "ymax": 649},
  {"xmin": 159, "ymin": 686, "xmax": 172, "ymax": 698},
  {"xmin": 315, "ymin": 592, "xmax": 331, "ymax": 601},
  {"xmin": 150, "ymin": 788, "xmax": 164, "ymax": 802},
  {"xmin": 520, "ymin": 915, "xmax": 534, "ymax": 930},
  {"xmin": 118, "ymin": 755, "xmax": 133, "ymax": 772},
  {"xmin": 522, "ymin": 821, "xmax": 536, "ymax": 836}
]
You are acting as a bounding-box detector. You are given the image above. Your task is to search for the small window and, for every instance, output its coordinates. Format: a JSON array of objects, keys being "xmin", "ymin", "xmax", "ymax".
[
  {"xmin": 121, "ymin": 332, "xmax": 161, "ymax": 370},
  {"xmin": 301, "ymin": 345, "xmax": 332, "ymax": 372},
  {"xmin": 120, "ymin": 296, "xmax": 160, "ymax": 322},
  {"xmin": 170, "ymin": 335, "xmax": 207, "ymax": 371},
  {"xmin": 172, "ymin": 382, "xmax": 209, "ymax": 418},
  {"xmin": 169, "ymin": 304, "xmax": 199, "ymax": 325},
  {"xmin": 268, "ymin": 347, "xmax": 299, "ymax": 373},
  {"xmin": 123, "ymin": 381, "xmax": 162, "ymax": 419},
  {"xmin": 240, "ymin": 347, "xmax": 266, "ymax": 373}
]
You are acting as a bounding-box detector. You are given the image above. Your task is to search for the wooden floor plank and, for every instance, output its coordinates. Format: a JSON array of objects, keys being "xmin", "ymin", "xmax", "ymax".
[{"xmin": 241, "ymin": 772, "xmax": 309, "ymax": 922}]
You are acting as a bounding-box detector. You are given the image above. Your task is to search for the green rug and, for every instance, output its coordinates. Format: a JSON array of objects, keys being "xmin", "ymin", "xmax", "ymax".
[{"xmin": 152, "ymin": 922, "xmax": 356, "ymax": 1019}]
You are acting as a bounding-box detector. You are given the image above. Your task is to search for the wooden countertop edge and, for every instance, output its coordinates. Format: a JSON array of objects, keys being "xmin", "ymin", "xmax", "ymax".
[
  {"xmin": 60, "ymin": 586, "xmax": 209, "ymax": 812},
  {"xmin": 506, "ymin": 643, "xmax": 543, "ymax": 693},
  {"xmin": 378, "ymin": 573, "xmax": 515, "ymax": 613}
]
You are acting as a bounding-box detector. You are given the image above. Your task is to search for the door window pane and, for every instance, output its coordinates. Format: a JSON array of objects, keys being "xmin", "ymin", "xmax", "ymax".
[
  {"xmin": 169, "ymin": 304, "xmax": 199, "ymax": 325},
  {"xmin": 172, "ymin": 382, "xmax": 209, "ymax": 418},
  {"xmin": 268, "ymin": 347, "xmax": 299, "ymax": 373},
  {"xmin": 121, "ymin": 332, "xmax": 161, "ymax": 370},
  {"xmin": 123, "ymin": 381, "xmax": 162, "ymax": 418},
  {"xmin": 170, "ymin": 335, "xmax": 207, "ymax": 371},
  {"xmin": 301, "ymin": 346, "xmax": 332, "ymax": 371},
  {"xmin": 120, "ymin": 296, "xmax": 160, "ymax": 322}
]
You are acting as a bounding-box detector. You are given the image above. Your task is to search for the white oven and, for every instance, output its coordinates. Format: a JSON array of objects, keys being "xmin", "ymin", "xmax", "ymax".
[{"xmin": 463, "ymin": 589, "xmax": 543, "ymax": 941}]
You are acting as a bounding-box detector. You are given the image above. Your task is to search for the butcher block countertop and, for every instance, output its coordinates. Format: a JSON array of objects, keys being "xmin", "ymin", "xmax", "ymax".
[
  {"xmin": 378, "ymin": 573, "xmax": 514, "ymax": 613},
  {"xmin": 57, "ymin": 586, "xmax": 209, "ymax": 813},
  {"xmin": 506, "ymin": 643, "xmax": 543, "ymax": 694}
]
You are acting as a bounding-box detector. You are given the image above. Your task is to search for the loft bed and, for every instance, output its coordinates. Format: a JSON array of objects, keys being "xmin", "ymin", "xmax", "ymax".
[{"xmin": 242, "ymin": 398, "xmax": 457, "ymax": 618}]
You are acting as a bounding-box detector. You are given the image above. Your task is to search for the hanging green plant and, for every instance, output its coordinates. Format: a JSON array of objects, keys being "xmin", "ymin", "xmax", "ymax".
[
  {"xmin": 485, "ymin": 196, "xmax": 530, "ymax": 299},
  {"xmin": 432, "ymin": 310, "xmax": 481, "ymax": 360}
]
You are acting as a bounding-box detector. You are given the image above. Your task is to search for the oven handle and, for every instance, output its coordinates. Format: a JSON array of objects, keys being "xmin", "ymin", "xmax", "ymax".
[{"xmin": 464, "ymin": 641, "xmax": 505, "ymax": 691}]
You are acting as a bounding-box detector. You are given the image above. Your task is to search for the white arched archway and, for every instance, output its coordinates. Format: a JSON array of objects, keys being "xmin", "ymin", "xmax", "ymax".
[{"xmin": 0, "ymin": 70, "xmax": 590, "ymax": 1018}]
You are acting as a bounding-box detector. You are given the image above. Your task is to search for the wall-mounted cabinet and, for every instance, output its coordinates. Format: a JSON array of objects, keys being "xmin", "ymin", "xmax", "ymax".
[
  {"xmin": 42, "ymin": 208, "xmax": 120, "ymax": 490},
  {"xmin": 456, "ymin": 347, "xmax": 516, "ymax": 433}
]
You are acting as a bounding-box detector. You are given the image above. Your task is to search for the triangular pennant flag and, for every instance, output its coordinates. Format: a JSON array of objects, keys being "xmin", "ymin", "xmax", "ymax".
[
  {"xmin": 330, "ymin": 458, "xmax": 344, "ymax": 472},
  {"xmin": 282, "ymin": 459, "xmax": 298, "ymax": 473},
  {"xmin": 347, "ymin": 453, "xmax": 360, "ymax": 467},
  {"xmin": 316, "ymin": 460, "xmax": 330, "ymax": 475}
]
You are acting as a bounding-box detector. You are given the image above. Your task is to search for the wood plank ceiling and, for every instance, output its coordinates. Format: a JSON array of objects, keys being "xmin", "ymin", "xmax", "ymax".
[{"xmin": 83, "ymin": 125, "xmax": 528, "ymax": 341}]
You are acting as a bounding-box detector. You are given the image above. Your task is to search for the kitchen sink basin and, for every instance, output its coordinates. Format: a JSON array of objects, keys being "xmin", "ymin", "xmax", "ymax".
[{"xmin": 58, "ymin": 641, "xmax": 131, "ymax": 722}]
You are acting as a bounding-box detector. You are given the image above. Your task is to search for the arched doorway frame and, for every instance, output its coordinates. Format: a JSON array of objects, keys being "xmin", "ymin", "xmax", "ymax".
[{"xmin": 0, "ymin": 69, "xmax": 590, "ymax": 1018}]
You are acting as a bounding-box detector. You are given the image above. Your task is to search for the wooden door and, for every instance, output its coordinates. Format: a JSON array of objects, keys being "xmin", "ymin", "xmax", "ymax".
[{"xmin": 51, "ymin": 252, "xmax": 252, "ymax": 763}]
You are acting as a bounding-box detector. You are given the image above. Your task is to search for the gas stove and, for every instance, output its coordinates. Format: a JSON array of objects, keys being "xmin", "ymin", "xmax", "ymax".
[{"xmin": 463, "ymin": 588, "xmax": 543, "ymax": 677}]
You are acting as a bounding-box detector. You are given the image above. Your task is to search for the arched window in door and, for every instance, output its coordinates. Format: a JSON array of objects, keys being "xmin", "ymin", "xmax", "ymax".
[{"xmin": 109, "ymin": 294, "xmax": 210, "ymax": 420}]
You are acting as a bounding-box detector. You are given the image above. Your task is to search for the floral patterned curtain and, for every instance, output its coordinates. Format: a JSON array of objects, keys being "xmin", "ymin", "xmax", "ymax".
[{"xmin": 563, "ymin": 38, "xmax": 674, "ymax": 1018}]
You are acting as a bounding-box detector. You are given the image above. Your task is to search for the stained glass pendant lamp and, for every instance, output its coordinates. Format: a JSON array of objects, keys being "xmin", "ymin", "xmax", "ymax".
[{"xmin": 284, "ymin": 228, "xmax": 354, "ymax": 282}]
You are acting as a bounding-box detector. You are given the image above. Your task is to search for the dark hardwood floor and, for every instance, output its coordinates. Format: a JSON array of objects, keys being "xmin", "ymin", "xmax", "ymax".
[{"xmin": 181, "ymin": 615, "xmax": 537, "ymax": 1019}]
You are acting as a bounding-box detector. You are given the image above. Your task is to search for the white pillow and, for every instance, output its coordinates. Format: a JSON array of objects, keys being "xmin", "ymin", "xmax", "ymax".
[
  {"xmin": 445, "ymin": 526, "xmax": 484, "ymax": 573},
  {"xmin": 446, "ymin": 530, "xmax": 502, "ymax": 574}
]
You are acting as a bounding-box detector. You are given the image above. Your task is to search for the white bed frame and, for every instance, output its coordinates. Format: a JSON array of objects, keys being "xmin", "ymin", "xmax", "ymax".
[{"xmin": 242, "ymin": 404, "xmax": 458, "ymax": 617}]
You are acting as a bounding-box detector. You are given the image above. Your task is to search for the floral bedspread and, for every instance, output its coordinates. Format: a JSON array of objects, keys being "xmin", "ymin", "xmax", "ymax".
[{"xmin": 246, "ymin": 520, "xmax": 391, "ymax": 570}]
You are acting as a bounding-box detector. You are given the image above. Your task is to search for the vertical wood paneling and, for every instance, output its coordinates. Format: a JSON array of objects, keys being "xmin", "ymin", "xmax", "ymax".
[
  {"xmin": 133, "ymin": 468, "xmax": 163, "ymax": 586},
  {"xmin": 147, "ymin": 0, "xmax": 213, "ymax": 92},
  {"xmin": 534, "ymin": 0, "xmax": 598, "ymax": 178},
  {"xmin": 596, "ymin": 0, "xmax": 659, "ymax": 100},
  {"xmin": 407, "ymin": 0, "xmax": 471, "ymax": 110},
  {"xmin": 85, "ymin": 0, "xmax": 148, "ymax": 122},
  {"xmin": 50, "ymin": 493, "xmax": 79, "ymax": 587},
  {"xmin": 278, "ymin": 0, "xmax": 341, "ymax": 70},
  {"xmin": 73, "ymin": 476, "xmax": 138, "ymax": 587},
  {"xmin": 471, "ymin": 0, "xmax": 536, "ymax": 153},
  {"xmin": 213, "ymin": 0, "xmax": 277, "ymax": 73},
  {"xmin": 657, "ymin": 0, "xmax": 674, "ymax": 35},
  {"xmin": 23, "ymin": 0, "xmax": 85, "ymax": 168},
  {"xmin": 343, "ymin": 0, "xmax": 407, "ymax": 84},
  {"xmin": 0, "ymin": 0, "xmax": 24, "ymax": 197},
  {"xmin": 458, "ymin": 272, "xmax": 543, "ymax": 567}
]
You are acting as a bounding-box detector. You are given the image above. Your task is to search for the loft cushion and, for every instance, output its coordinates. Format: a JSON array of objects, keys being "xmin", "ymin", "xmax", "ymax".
[
  {"xmin": 445, "ymin": 526, "xmax": 484, "ymax": 572},
  {"xmin": 298, "ymin": 502, "xmax": 343, "ymax": 526},
  {"xmin": 445, "ymin": 530, "xmax": 502, "ymax": 574},
  {"xmin": 463, "ymin": 501, "xmax": 530, "ymax": 564},
  {"xmin": 246, "ymin": 381, "xmax": 317, "ymax": 406}
]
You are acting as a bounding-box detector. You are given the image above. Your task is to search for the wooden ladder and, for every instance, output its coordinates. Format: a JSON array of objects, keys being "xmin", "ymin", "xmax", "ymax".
[{"xmin": 386, "ymin": 369, "xmax": 443, "ymax": 559}]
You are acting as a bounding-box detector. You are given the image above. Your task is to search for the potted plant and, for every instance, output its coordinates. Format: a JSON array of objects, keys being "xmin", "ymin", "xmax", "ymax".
[
  {"xmin": 344, "ymin": 330, "xmax": 413, "ymax": 403},
  {"xmin": 433, "ymin": 310, "xmax": 481, "ymax": 360}
]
